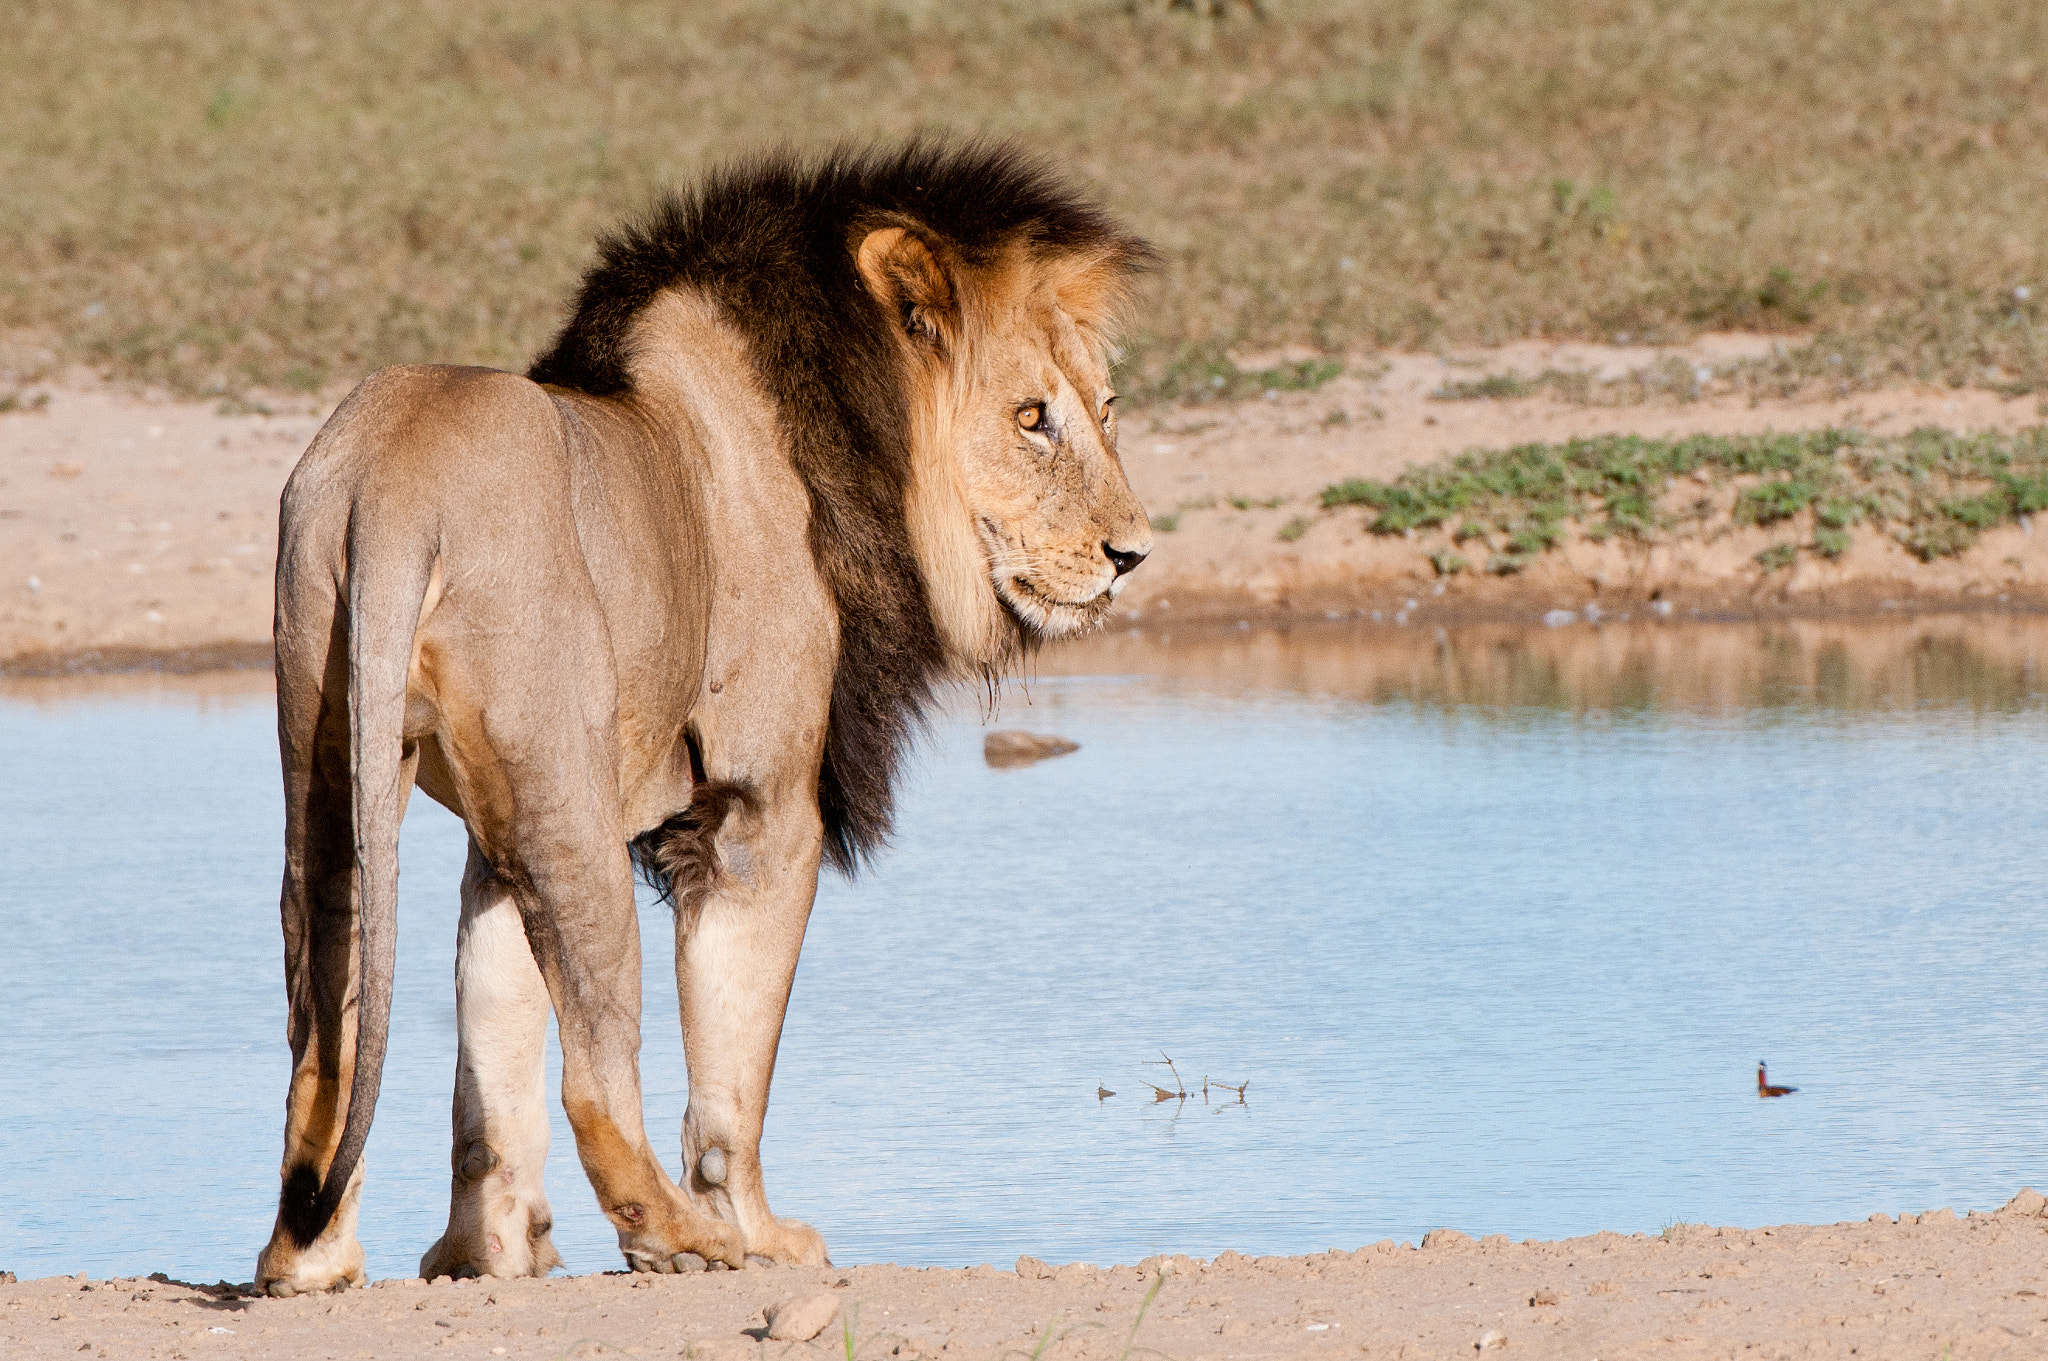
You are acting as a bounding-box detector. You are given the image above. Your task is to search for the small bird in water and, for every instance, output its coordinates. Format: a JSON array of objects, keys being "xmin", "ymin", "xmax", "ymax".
[
  {"xmin": 1096, "ymin": 1084, "xmax": 1115, "ymax": 1101},
  {"xmin": 1757, "ymin": 1061, "xmax": 1797, "ymax": 1098}
]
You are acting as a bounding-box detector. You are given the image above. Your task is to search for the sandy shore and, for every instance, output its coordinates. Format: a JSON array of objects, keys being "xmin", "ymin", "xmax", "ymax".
[
  {"xmin": 8, "ymin": 1192, "xmax": 2048, "ymax": 1360},
  {"xmin": 6, "ymin": 338, "xmax": 2048, "ymax": 673}
]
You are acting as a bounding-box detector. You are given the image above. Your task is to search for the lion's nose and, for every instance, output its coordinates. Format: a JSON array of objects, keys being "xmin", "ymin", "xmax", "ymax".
[{"xmin": 1103, "ymin": 542, "xmax": 1148, "ymax": 576}]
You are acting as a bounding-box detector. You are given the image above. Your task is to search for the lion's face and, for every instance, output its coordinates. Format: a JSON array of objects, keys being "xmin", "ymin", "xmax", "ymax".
[
  {"xmin": 960, "ymin": 295, "xmax": 1151, "ymax": 639},
  {"xmin": 858, "ymin": 226, "xmax": 1153, "ymax": 657}
]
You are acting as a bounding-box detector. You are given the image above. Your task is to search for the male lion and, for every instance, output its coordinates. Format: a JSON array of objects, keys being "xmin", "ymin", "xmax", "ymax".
[{"xmin": 253, "ymin": 141, "xmax": 1154, "ymax": 1294}]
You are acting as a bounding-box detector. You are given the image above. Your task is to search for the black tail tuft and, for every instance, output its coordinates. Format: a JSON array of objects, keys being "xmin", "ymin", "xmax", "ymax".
[{"xmin": 279, "ymin": 1163, "xmax": 326, "ymax": 1248}]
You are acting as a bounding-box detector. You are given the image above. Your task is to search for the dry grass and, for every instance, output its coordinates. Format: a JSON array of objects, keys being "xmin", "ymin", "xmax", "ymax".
[{"xmin": 4, "ymin": 1, "xmax": 2048, "ymax": 400}]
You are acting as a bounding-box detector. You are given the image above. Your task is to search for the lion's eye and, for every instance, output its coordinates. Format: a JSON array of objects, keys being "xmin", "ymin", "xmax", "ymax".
[
  {"xmin": 1100, "ymin": 397, "xmax": 1117, "ymax": 429},
  {"xmin": 1017, "ymin": 403, "xmax": 1046, "ymax": 431}
]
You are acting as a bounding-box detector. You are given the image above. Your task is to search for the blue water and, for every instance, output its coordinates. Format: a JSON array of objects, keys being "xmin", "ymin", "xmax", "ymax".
[{"xmin": 3, "ymin": 625, "xmax": 2047, "ymax": 1284}]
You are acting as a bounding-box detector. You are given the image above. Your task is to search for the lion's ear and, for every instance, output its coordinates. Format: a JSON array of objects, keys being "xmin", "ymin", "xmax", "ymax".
[{"xmin": 856, "ymin": 227, "xmax": 957, "ymax": 357}]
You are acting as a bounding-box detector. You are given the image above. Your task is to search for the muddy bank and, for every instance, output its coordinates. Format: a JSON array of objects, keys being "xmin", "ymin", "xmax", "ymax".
[
  {"xmin": 5, "ymin": 349, "xmax": 2048, "ymax": 673},
  {"xmin": 8, "ymin": 1192, "xmax": 2048, "ymax": 1360}
]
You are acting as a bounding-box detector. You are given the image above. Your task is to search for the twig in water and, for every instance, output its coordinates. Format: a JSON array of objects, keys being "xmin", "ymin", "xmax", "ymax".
[{"xmin": 1142, "ymin": 1052, "xmax": 1189, "ymax": 1099}]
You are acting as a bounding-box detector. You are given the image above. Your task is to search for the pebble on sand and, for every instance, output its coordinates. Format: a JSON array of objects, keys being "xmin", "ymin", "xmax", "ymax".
[{"xmin": 763, "ymin": 1294, "xmax": 841, "ymax": 1342}]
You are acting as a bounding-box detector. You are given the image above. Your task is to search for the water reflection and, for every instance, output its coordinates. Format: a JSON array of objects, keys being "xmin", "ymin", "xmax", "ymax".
[{"xmin": 1039, "ymin": 616, "xmax": 2048, "ymax": 714}]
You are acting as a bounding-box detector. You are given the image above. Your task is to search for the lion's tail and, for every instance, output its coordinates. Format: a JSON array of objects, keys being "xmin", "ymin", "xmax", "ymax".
[{"xmin": 303, "ymin": 519, "xmax": 434, "ymax": 1245}]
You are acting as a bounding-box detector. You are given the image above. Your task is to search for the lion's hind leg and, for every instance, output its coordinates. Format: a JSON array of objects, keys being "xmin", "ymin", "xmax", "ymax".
[{"xmin": 421, "ymin": 844, "xmax": 562, "ymax": 1280}]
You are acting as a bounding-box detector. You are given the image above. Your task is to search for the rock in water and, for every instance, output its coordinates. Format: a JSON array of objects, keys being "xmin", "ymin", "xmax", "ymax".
[
  {"xmin": 983, "ymin": 731, "xmax": 1080, "ymax": 768},
  {"xmin": 763, "ymin": 1295, "xmax": 841, "ymax": 1342}
]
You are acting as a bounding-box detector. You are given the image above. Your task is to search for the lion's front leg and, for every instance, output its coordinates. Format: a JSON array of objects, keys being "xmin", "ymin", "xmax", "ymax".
[{"xmin": 672, "ymin": 793, "xmax": 831, "ymax": 1266}]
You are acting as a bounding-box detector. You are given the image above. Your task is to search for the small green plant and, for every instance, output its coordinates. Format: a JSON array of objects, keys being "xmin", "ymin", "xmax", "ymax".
[
  {"xmin": 1319, "ymin": 478, "xmax": 1383, "ymax": 509},
  {"xmin": 1149, "ymin": 512, "xmax": 1181, "ymax": 532},
  {"xmin": 1733, "ymin": 477, "xmax": 1819, "ymax": 526},
  {"xmin": 2004, "ymin": 472, "xmax": 2048, "ymax": 514},
  {"xmin": 1812, "ymin": 526, "xmax": 1851, "ymax": 558},
  {"xmin": 1940, "ymin": 492, "xmax": 2008, "ymax": 530},
  {"xmin": 1227, "ymin": 493, "xmax": 1286, "ymax": 510},
  {"xmin": 1754, "ymin": 542, "xmax": 1797, "ymax": 571},
  {"xmin": 1145, "ymin": 353, "xmax": 1343, "ymax": 404},
  {"xmin": 1815, "ymin": 498, "xmax": 1861, "ymax": 530},
  {"xmin": 1428, "ymin": 549, "xmax": 1467, "ymax": 575},
  {"xmin": 1431, "ymin": 372, "xmax": 1534, "ymax": 400},
  {"xmin": 1506, "ymin": 520, "xmax": 1562, "ymax": 555},
  {"xmin": 1257, "ymin": 357, "xmax": 1344, "ymax": 391},
  {"xmin": 1659, "ymin": 1219, "xmax": 1696, "ymax": 1243},
  {"xmin": 1899, "ymin": 519, "xmax": 1979, "ymax": 561},
  {"xmin": 1277, "ymin": 515, "xmax": 1310, "ymax": 542},
  {"xmin": 1322, "ymin": 408, "xmax": 1349, "ymax": 427}
]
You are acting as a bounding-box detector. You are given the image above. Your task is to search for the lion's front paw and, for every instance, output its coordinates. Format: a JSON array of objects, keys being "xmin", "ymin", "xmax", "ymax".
[
  {"xmin": 745, "ymin": 1216, "xmax": 829, "ymax": 1267},
  {"xmin": 617, "ymin": 1194, "xmax": 747, "ymax": 1273}
]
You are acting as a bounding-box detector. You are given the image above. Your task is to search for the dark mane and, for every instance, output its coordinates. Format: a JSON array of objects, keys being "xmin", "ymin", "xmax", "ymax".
[{"xmin": 530, "ymin": 139, "xmax": 1149, "ymax": 871}]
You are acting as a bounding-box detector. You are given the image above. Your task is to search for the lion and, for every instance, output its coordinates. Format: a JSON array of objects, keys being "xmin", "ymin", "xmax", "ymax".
[{"xmin": 252, "ymin": 140, "xmax": 1155, "ymax": 1294}]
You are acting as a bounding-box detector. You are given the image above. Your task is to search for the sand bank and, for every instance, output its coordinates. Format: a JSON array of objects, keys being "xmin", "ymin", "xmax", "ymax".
[{"xmin": 8, "ymin": 1191, "xmax": 2048, "ymax": 1360}]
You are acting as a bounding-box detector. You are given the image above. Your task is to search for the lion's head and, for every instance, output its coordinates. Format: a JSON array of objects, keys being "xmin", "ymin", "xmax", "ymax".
[{"xmin": 856, "ymin": 220, "xmax": 1153, "ymax": 660}]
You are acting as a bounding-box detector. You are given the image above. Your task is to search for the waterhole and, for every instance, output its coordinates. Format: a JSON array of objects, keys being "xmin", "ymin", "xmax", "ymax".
[{"xmin": 3, "ymin": 618, "xmax": 2045, "ymax": 1281}]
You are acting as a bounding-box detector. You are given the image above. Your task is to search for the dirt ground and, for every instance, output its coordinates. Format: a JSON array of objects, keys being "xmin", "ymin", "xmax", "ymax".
[
  {"xmin": 5, "ymin": 337, "xmax": 2047, "ymax": 672},
  {"xmin": 9, "ymin": 1192, "xmax": 2048, "ymax": 1360}
]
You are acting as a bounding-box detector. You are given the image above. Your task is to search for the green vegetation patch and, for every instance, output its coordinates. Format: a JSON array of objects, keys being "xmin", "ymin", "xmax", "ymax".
[{"xmin": 1317, "ymin": 426, "xmax": 2048, "ymax": 567}]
